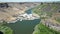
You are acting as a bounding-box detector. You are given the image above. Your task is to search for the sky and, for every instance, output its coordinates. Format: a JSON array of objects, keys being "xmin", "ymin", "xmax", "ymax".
[{"xmin": 0, "ymin": 0, "xmax": 60, "ymax": 2}]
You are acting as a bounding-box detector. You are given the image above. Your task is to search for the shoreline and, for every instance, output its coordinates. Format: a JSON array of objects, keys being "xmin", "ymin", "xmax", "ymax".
[{"xmin": 6, "ymin": 13, "xmax": 40, "ymax": 23}]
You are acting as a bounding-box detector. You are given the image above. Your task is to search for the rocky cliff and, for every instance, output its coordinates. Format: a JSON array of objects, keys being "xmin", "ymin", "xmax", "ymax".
[{"xmin": 0, "ymin": 2, "xmax": 40, "ymax": 23}]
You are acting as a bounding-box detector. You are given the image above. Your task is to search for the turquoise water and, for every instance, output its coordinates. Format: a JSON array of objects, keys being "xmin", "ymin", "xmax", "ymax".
[
  {"xmin": 6, "ymin": 19, "xmax": 40, "ymax": 34},
  {"xmin": 26, "ymin": 8, "xmax": 32, "ymax": 14}
]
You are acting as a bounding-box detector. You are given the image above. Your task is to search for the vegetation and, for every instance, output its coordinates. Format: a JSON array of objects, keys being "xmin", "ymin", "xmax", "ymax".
[
  {"xmin": 32, "ymin": 3, "xmax": 60, "ymax": 34},
  {"xmin": 0, "ymin": 26, "xmax": 13, "ymax": 34},
  {"xmin": 0, "ymin": 21, "xmax": 13, "ymax": 34},
  {"xmin": 55, "ymin": 18, "xmax": 60, "ymax": 23},
  {"xmin": 32, "ymin": 3, "xmax": 60, "ymax": 18},
  {"xmin": 33, "ymin": 23, "xmax": 60, "ymax": 34}
]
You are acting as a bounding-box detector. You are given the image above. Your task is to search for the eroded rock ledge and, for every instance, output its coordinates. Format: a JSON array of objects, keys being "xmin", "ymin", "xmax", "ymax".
[{"xmin": 0, "ymin": 3, "xmax": 40, "ymax": 23}]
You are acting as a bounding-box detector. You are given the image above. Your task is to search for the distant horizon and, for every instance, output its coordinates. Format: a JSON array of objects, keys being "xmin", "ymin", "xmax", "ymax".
[{"xmin": 0, "ymin": 0, "xmax": 60, "ymax": 2}]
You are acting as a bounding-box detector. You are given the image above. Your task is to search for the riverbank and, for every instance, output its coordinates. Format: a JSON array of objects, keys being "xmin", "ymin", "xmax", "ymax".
[
  {"xmin": 0, "ymin": 3, "xmax": 40, "ymax": 23},
  {"xmin": 32, "ymin": 3, "xmax": 60, "ymax": 34},
  {"xmin": 7, "ymin": 13, "xmax": 40, "ymax": 23},
  {"xmin": 33, "ymin": 23, "xmax": 60, "ymax": 34}
]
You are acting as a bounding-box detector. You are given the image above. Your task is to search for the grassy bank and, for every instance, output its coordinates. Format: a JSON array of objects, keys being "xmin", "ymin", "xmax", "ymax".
[
  {"xmin": 33, "ymin": 23, "xmax": 60, "ymax": 34},
  {"xmin": 32, "ymin": 3, "xmax": 60, "ymax": 34}
]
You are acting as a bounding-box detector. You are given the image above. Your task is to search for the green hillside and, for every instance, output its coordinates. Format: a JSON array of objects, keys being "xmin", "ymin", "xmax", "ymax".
[
  {"xmin": 32, "ymin": 3, "xmax": 60, "ymax": 34},
  {"xmin": 33, "ymin": 23, "xmax": 60, "ymax": 34}
]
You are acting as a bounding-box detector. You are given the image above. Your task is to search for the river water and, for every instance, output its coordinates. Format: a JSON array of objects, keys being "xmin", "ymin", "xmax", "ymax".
[
  {"xmin": 6, "ymin": 19, "xmax": 40, "ymax": 34},
  {"xmin": 5, "ymin": 8, "xmax": 40, "ymax": 34}
]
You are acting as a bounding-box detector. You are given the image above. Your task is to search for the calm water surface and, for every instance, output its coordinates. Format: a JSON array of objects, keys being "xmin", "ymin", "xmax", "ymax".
[{"xmin": 6, "ymin": 19, "xmax": 40, "ymax": 34}]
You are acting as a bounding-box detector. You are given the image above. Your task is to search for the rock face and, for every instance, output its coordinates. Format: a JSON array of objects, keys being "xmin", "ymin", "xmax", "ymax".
[
  {"xmin": 0, "ymin": 2, "xmax": 40, "ymax": 23},
  {"xmin": 41, "ymin": 19, "xmax": 60, "ymax": 31},
  {"xmin": 0, "ymin": 3, "xmax": 9, "ymax": 8}
]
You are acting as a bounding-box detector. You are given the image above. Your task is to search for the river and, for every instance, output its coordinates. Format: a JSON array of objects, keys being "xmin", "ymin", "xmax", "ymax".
[{"xmin": 6, "ymin": 19, "xmax": 40, "ymax": 34}]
